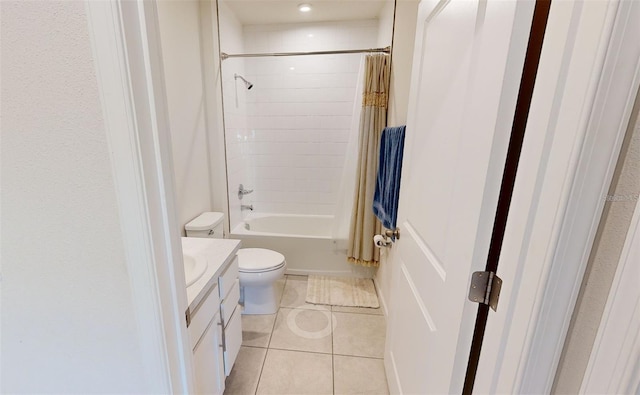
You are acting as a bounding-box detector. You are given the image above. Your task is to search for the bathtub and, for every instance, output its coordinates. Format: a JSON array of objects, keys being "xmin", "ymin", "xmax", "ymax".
[{"xmin": 229, "ymin": 213, "xmax": 374, "ymax": 278}]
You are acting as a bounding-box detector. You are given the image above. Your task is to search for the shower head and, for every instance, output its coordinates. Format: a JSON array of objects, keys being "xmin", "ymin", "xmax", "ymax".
[{"xmin": 234, "ymin": 73, "xmax": 254, "ymax": 90}]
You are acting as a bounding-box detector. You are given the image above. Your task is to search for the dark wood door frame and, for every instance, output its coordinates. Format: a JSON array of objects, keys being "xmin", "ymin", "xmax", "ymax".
[{"xmin": 463, "ymin": 1, "xmax": 553, "ymax": 393}]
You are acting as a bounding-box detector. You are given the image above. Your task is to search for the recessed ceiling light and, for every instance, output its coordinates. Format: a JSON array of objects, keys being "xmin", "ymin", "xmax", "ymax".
[
  {"xmin": 298, "ymin": 3, "xmax": 312, "ymax": 12},
  {"xmin": 289, "ymin": 67, "xmax": 295, "ymax": 71},
  {"xmin": 307, "ymin": 33, "xmax": 314, "ymax": 38}
]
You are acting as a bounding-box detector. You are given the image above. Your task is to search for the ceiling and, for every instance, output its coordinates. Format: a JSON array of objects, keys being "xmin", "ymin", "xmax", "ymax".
[{"xmin": 221, "ymin": 0, "xmax": 390, "ymax": 25}]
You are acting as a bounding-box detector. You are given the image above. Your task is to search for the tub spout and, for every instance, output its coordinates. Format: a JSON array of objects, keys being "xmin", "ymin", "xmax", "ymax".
[{"xmin": 241, "ymin": 204, "xmax": 254, "ymax": 211}]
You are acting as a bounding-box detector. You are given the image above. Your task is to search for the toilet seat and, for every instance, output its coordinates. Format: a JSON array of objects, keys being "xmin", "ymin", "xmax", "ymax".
[{"xmin": 237, "ymin": 248, "xmax": 286, "ymax": 273}]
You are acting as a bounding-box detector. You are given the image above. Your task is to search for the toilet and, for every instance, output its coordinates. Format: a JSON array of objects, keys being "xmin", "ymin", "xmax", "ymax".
[
  {"xmin": 185, "ymin": 212, "xmax": 286, "ymax": 315},
  {"xmin": 235, "ymin": 248, "xmax": 286, "ymax": 315}
]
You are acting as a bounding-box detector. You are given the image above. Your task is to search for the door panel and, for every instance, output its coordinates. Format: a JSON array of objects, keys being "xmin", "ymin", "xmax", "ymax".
[
  {"xmin": 384, "ymin": 0, "xmax": 534, "ymax": 393},
  {"xmin": 407, "ymin": 0, "xmax": 478, "ymax": 259},
  {"xmin": 388, "ymin": 257, "xmax": 433, "ymax": 395}
]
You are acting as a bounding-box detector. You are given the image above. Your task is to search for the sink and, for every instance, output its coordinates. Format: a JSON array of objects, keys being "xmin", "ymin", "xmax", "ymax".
[{"xmin": 183, "ymin": 253, "xmax": 207, "ymax": 287}]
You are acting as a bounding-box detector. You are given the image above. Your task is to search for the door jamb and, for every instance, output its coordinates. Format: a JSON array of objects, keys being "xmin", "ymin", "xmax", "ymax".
[
  {"xmin": 475, "ymin": 0, "xmax": 640, "ymax": 393},
  {"xmin": 462, "ymin": 0, "xmax": 552, "ymax": 392},
  {"xmin": 581, "ymin": 188, "xmax": 640, "ymax": 393},
  {"xmin": 85, "ymin": 1, "xmax": 194, "ymax": 392}
]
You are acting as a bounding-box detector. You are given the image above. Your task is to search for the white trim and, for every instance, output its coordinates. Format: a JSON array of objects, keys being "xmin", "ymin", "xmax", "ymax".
[
  {"xmin": 519, "ymin": 1, "xmax": 640, "ymax": 391},
  {"xmin": 85, "ymin": 1, "xmax": 194, "ymax": 392},
  {"xmin": 581, "ymin": 194, "xmax": 640, "ymax": 394},
  {"xmin": 373, "ymin": 276, "xmax": 390, "ymax": 318},
  {"xmin": 475, "ymin": 0, "xmax": 640, "ymax": 393}
]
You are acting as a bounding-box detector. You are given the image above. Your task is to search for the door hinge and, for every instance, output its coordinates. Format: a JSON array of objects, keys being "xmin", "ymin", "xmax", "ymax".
[
  {"xmin": 468, "ymin": 271, "xmax": 502, "ymax": 312},
  {"xmin": 185, "ymin": 308, "xmax": 191, "ymax": 327}
]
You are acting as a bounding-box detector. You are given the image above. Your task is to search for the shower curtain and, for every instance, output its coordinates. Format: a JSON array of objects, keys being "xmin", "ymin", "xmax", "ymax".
[
  {"xmin": 332, "ymin": 56, "xmax": 365, "ymax": 244},
  {"xmin": 347, "ymin": 54, "xmax": 391, "ymax": 267}
]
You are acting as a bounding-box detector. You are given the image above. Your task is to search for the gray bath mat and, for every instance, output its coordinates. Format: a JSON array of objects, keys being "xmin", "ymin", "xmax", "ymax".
[{"xmin": 306, "ymin": 275, "xmax": 380, "ymax": 308}]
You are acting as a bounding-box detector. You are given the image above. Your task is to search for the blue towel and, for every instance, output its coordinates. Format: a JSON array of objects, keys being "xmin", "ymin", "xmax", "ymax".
[{"xmin": 373, "ymin": 125, "xmax": 406, "ymax": 231}]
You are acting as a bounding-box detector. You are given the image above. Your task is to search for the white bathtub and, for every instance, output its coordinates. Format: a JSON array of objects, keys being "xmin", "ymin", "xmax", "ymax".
[{"xmin": 229, "ymin": 213, "xmax": 374, "ymax": 278}]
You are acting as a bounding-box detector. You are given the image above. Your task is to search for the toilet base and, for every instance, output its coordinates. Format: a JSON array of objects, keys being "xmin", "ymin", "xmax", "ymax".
[{"xmin": 241, "ymin": 284, "xmax": 279, "ymax": 315}]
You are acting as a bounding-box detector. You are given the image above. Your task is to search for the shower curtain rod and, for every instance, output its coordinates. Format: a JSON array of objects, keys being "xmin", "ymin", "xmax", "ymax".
[{"xmin": 220, "ymin": 46, "xmax": 391, "ymax": 60}]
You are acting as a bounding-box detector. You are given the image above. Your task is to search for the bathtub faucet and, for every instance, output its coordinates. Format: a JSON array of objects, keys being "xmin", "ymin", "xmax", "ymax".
[{"xmin": 241, "ymin": 204, "xmax": 254, "ymax": 211}]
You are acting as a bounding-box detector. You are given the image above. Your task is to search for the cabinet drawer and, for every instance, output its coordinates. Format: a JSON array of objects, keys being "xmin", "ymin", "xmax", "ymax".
[
  {"xmin": 188, "ymin": 284, "xmax": 220, "ymax": 350},
  {"xmin": 218, "ymin": 256, "xmax": 239, "ymax": 299},
  {"xmin": 221, "ymin": 279, "xmax": 240, "ymax": 325},
  {"xmin": 223, "ymin": 306, "xmax": 242, "ymax": 376}
]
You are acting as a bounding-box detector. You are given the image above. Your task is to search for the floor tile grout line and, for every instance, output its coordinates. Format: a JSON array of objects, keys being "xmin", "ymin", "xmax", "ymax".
[
  {"xmin": 255, "ymin": 344, "xmax": 385, "ymax": 360},
  {"xmin": 266, "ymin": 346, "xmax": 337, "ymax": 356},
  {"xmin": 332, "ymin": 303, "xmax": 335, "ymax": 395},
  {"xmin": 266, "ymin": 273, "xmax": 289, "ymax": 349},
  {"xmin": 265, "ymin": 307, "xmax": 280, "ymax": 350},
  {"xmin": 241, "ymin": 345, "xmax": 269, "ymax": 350},
  {"xmin": 253, "ymin": 275, "xmax": 287, "ymax": 395},
  {"xmin": 252, "ymin": 347, "xmax": 268, "ymax": 395},
  {"xmin": 277, "ymin": 275, "xmax": 288, "ymax": 305},
  {"xmin": 332, "ymin": 353, "xmax": 385, "ymax": 360},
  {"xmin": 254, "ymin": 305, "xmax": 280, "ymax": 395},
  {"xmin": 267, "ymin": 346, "xmax": 333, "ymax": 356}
]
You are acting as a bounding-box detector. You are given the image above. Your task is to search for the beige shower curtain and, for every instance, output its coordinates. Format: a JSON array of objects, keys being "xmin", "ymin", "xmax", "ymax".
[{"xmin": 347, "ymin": 54, "xmax": 391, "ymax": 267}]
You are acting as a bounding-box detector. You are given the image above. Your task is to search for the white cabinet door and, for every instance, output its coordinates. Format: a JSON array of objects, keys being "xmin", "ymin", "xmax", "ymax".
[
  {"xmin": 193, "ymin": 315, "xmax": 225, "ymax": 395},
  {"xmin": 223, "ymin": 306, "xmax": 242, "ymax": 376},
  {"xmin": 384, "ymin": 0, "xmax": 533, "ymax": 393}
]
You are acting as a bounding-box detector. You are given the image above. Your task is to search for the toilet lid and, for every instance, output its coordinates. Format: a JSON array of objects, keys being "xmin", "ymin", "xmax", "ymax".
[{"xmin": 237, "ymin": 248, "xmax": 286, "ymax": 272}]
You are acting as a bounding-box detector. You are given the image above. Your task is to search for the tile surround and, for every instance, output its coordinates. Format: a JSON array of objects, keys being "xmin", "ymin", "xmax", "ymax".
[{"xmin": 223, "ymin": 20, "xmax": 378, "ymax": 217}]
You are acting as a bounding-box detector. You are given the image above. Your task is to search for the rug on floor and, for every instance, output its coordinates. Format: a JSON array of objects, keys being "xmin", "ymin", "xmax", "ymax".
[{"xmin": 306, "ymin": 275, "xmax": 380, "ymax": 308}]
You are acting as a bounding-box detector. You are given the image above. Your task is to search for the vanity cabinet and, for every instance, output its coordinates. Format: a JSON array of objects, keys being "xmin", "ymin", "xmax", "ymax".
[
  {"xmin": 189, "ymin": 285, "xmax": 225, "ymax": 394},
  {"xmin": 218, "ymin": 256, "xmax": 242, "ymax": 376},
  {"xmin": 187, "ymin": 250, "xmax": 242, "ymax": 394}
]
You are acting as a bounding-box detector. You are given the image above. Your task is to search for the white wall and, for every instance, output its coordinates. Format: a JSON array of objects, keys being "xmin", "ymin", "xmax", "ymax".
[
  {"xmin": 377, "ymin": 0, "xmax": 395, "ymax": 47},
  {"xmin": 219, "ymin": 1, "xmax": 247, "ymax": 231},
  {"xmin": 158, "ymin": 0, "xmax": 213, "ymax": 234},
  {"xmin": 199, "ymin": 0, "xmax": 231, "ymax": 235},
  {"xmin": 386, "ymin": 0, "xmax": 419, "ymax": 127},
  {"xmin": 239, "ymin": 20, "xmax": 378, "ymax": 215},
  {"xmin": 1, "ymin": 1, "xmax": 148, "ymax": 392}
]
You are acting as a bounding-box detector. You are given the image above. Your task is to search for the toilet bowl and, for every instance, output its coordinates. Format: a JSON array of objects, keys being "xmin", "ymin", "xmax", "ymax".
[{"xmin": 237, "ymin": 248, "xmax": 286, "ymax": 315}]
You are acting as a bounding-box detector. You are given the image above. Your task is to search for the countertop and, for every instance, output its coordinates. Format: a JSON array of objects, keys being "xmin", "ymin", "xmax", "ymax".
[{"xmin": 182, "ymin": 237, "xmax": 241, "ymax": 312}]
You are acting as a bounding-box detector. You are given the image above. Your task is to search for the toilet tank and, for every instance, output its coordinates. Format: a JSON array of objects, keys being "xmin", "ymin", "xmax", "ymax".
[{"xmin": 185, "ymin": 212, "xmax": 225, "ymax": 238}]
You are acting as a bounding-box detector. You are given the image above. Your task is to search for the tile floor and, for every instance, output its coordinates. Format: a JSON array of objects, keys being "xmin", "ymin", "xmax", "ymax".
[{"xmin": 224, "ymin": 275, "xmax": 388, "ymax": 395}]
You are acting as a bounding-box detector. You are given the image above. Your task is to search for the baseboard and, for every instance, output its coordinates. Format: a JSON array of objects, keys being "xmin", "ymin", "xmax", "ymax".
[
  {"xmin": 373, "ymin": 277, "xmax": 389, "ymax": 317},
  {"xmin": 384, "ymin": 350, "xmax": 402, "ymax": 394}
]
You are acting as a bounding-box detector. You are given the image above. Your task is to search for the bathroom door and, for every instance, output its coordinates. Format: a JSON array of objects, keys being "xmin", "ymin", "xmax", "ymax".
[{"xmin": 384, "ymin": 0, "xmax": 534, "ymax": 393}]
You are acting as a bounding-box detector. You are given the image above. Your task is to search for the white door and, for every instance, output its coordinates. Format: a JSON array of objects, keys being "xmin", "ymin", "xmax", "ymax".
[{"xmin": 384, "ymin": 0, "xmax": 535, "ymax": 393}]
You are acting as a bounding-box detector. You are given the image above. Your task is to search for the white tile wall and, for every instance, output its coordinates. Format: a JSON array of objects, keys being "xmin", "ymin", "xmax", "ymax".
[{"xmin": 231, "ymin": 20, "xmax": 378, "ymax": 215}]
